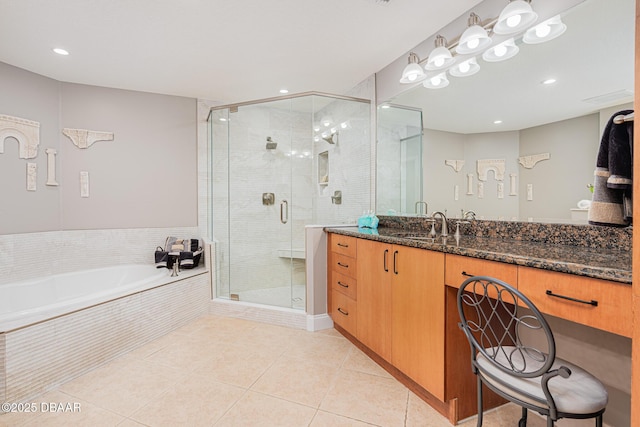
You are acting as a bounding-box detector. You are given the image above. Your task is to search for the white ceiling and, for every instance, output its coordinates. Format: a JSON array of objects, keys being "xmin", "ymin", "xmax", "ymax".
[{"xmin": 0, "ymin": 0, "xmax": 483, "ymax": 105}]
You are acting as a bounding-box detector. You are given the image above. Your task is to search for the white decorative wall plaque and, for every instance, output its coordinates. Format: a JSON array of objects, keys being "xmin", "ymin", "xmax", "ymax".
[
  {"xmin": 518, "ymin": 152, "xmax": 550, "ymax": 169},
  {"xmin": 26, "ymin": 162, "xmax": 37, "ymax": 191},
  {"xmin": 0, "ymin": 114, "xmax": 40, "ymax": 159},
  {"xmin": 527, "ymin": 183, "xmax": 534, "ymax": 201},
  {"xmin": 477, "ymin": 159, "xmax": 506, "ymax": 181},
  {"xmin": 445, "ymin": 159, "xmax": 465, "ymax": 173},
  {"xmin": 509, "ymin": 173, "xmax": 518, "ymax": 196},
  {"xmin": 497, "ymin": 182, "xmax": 504, "ymax": 199},
  {"xmin": 466, "ymin": 174, "xmax": 474, "ymax": 195},
  {"xmin": 80, "ymin": 171, "xmax": 90, "ymax": 198},
  {"xmin": 63, "ymin": 128, "xmax": 114, "ymax": 149},
  {"xmin": 45, "ymin": 148, "xmax": 59, "ymax": 186},
  {"xmin": 454, "ymin": 185, "xmax": 459, "ymax": 201}
]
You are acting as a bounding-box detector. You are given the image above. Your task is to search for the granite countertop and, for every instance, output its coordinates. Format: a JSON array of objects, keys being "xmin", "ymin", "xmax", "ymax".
[{"xmin": 325, "ymin": 226, "xmax": 632, "ymax": 284}]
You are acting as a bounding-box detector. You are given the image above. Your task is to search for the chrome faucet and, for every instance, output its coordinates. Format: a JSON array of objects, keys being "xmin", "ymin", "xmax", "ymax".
[
  {"xmin": 171, "ymin": 256, "xmax": 180, "ymax": 277},
  {"xmin": 431, "ymin": 211, "xmax": 448, "ymax": 237},
  {"xmin": 415, "ymin": 201, "xmax": 428, "ymax": 216}
]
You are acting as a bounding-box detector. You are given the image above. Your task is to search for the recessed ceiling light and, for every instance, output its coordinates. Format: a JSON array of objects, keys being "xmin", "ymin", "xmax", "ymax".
[
  {"xmin": 53, "ymin": 48, "xmax": 69, "ymax": 56},
  {"xmin": 542, "ymin": 78, "xmax": 557, "ymax": 85},
  {"xmin": 279, "ymin": 89, "xmax": 289, "ymax": 94},
  {"xmin": 494, "ymin": 120, "xmax": 503, "ymax": 124}
]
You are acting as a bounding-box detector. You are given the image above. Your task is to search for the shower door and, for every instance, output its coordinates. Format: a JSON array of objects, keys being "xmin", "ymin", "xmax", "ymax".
[{"xmin": 223, "ymin": 97, "xmax": 310, "ymax": 309}]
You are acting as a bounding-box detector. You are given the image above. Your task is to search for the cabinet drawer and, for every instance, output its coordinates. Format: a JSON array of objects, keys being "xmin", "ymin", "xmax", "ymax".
[
  {"xmin": 332, "ymin": 271, "xmax": 357, "ymax": 300},
  {"xmin": 332, "ymin": 252, "xmax": 356, "ymax": 279},
  {"xmin": 332, "ymin": 290, "xmax": 357, "ymax": 336},
  {"xmin": 518, "ymin": 267, "xmax": 632, "ymax": 338},
  {"xmin": 445, "ymin": 254, "xmax": 517, "ymax": 288},
  {"xmin": 330, "ymin": 234, "xmax": 357, "ymax": 258}
]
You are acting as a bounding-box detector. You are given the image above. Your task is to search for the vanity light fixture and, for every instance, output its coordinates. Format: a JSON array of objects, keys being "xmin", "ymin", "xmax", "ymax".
[
  {"xmin": 53, "ymin": 48, "xmax": 69, "ymax": 55},
  {"xmin": 494, "ymin": 120, "xmax": 503, "ymax": 124},
  {"xmin": 523, "ymin": 15, "xmax": 566, "ymax": 44},
  {"xmin": 279, "ymin": 89, "xmax": 289, "ymax": 94},
  {"xmin": 493, "ymin": 0, "xmax": 538, "ymax": 35},
  {"xmin": 449, "ymin": 57, "xmax": 480, "ymax": 77},
  {"xmin": 542, "ymin": 78, "xmax": 557, "ymax": 85},
  {"xmin": 399, "ymin": 52, "xmax": 427, "ymax": 83},
  {"xmin": 321, "ymin": 116, "xmax": 333, "ymax": 127},
  {"xmin": 482, "ymin": 38, "xmax": 519, "ymax": 62},
  {"xmin": 425, "ymin": 35, "xmax": 455, "ymax": 71},
  {"xmin": 456, "ymin": 13, "xmax": 492, "ymax": 55},
  {"xmin": 423, "ymin": 73, "xmax": 449, "ymax": 89}
]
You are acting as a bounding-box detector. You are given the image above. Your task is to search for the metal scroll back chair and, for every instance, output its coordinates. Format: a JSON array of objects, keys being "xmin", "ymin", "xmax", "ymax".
[{"xmin": 456, "ymin": 276, "xmax": 608, "ymax": 427}]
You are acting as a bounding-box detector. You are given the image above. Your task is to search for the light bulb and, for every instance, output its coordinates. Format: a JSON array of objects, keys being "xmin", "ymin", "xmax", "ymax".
[
  {"xmin": 431, "ymin": 76, "xmax": 442, "ymax": 86},
  {"xmin": 536, "ymin": 24, "xmax": 551, "ymax": 38},
  {"xmin": 407, "ymin": 73, "xmax": 418, "ymax": 82},
  {"xmin": 506, "ymin": 14, "xmax": 522, "ymax": 28},
  {"xmin": 434, "ymin": 57, "xmax": 445, "ymax": 68},
  {"xmin": 459, "ymin": 62, "xmax": 470, "ymax": 73},
  {"xmin": 467, "ymin": 38, "xmax": 480, "ymax": 50},
  {"xmin": 340, "ymin": 122, "xmax": 348, "ymax": 129},
  {"xmin": 494, "ymin": 45, "xmax": 507, "ymax": 57}
]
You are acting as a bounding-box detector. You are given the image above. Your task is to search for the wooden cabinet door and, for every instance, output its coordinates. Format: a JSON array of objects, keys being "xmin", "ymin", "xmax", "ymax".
[
  {"xmin": 392, "ymin": 245, "xmax": 445, "ymax": 401},
  {"xmin": 356, "ymin": 238, "xmax": 392, "ymax": 361}
]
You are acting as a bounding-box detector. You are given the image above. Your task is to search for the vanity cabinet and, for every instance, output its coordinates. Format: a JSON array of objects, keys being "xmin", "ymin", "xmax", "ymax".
[
  {"xmin": 355, "ymin": 238, "xmax": 445, "ymax": 400},
  {"xmin": 518, "ymin": 267, "xmax": 632, "ymax": 338},
  {"xmin": 328, "ymin": 234, "xmax": 357, "ymax": 336}
]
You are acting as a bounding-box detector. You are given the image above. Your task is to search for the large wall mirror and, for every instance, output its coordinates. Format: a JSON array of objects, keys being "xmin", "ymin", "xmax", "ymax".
[{"xmin": 377, "ymin": 0, "xmax": 634, "ymax": 223}]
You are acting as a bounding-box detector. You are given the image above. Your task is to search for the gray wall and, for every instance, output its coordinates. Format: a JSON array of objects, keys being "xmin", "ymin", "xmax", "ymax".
[{"xmin": 0, "ymin": 62, "xmax": 197, "ymax": 234}]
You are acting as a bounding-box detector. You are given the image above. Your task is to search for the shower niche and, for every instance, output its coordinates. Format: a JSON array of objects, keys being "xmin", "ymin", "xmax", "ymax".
[{"xmin": 208, "ymin": 92, "xmax": 371, "ymax": 310}]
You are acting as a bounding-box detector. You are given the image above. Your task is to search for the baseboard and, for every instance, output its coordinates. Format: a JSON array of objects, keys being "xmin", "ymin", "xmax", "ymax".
[{"xmin": 306, "ymin": 313, "xmax": 334, "ymax": 331}]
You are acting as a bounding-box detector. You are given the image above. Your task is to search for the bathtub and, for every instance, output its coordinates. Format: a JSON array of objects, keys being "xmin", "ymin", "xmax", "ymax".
[
  {"xmin": 0, "ymin": 264, "xmax": 170, "ymax": 332},
  {"xmin": 0, "ymin": 264, "xmax": 210, "ymax": 403}
]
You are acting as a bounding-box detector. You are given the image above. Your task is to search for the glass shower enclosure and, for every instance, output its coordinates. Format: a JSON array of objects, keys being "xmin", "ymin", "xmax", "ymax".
[{"xmin": 208, "ymin": 93, "xmax": 370, "ymax": 310}]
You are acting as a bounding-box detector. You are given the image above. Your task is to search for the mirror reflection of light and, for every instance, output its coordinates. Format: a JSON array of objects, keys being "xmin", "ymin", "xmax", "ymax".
[
  {"xmin": 467, "ymin": 38, "xmax": 480, "ymax": 50},
  {"xmin": 536, "ymin": 24, "xmax": 552, "ymax": 38},
  {"xmin": 459, "ymin": 62, "xmax": 470, "ymax": 73},
  {"xmin": 494, "ymin": 45, "xmax": 507, "ymax": 57}
]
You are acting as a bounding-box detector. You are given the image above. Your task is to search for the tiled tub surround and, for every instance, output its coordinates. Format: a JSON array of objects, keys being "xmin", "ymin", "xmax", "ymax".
[
  {"xmin": 327, "ymin": 216, "xmax": 632, "ymax": 283},
  {"xmin": 0, "ymin": 269, "xmax": 209, "ymax": 405}
]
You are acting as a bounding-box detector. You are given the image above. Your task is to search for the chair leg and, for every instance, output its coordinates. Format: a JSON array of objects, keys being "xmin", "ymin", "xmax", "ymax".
[
  {"xmin": 476, "ymin": 376, "xmax": 483, "ymax": 427},
  {"xmin": 546, "ymin": 416, "xmax": 554, "ymax": 427},
  {"xmin": 518, "ymin": 407, "xmax": 527, "ymax": 427},
  {"xmin": 596, "ymin": 414, "xmax": 603, "ymax": 427}
]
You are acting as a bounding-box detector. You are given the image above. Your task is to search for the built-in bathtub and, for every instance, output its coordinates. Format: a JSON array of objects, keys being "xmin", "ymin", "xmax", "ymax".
[{"xmin": 0, "ymin": 264, "xmax": 210, "ymax": 404}]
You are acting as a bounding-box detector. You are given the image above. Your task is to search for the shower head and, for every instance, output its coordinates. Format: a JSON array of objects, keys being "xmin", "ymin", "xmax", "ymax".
[{"xmin": 266, "ymin": 137, "xmax": 277, "ymax": 150}]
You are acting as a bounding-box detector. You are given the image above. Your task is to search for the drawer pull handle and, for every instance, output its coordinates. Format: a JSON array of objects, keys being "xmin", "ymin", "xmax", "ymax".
[
  {"xmin": 337, "ymin": 243, "xmax": 349, "ymax": 248},
  {"xmin": 461, "ymin": 271, "xmax": 474, "ymax": 277},
  {"xmin": 545, "ymin": 290, "xmax": 598, "ymax": 307},
  {"xmin": 337, "ymin": 262, "xmax": 349, "ymax": 268},
  {"xmin": 337, "ymin": 307, "xmax": 349, "ymax": 316},
  {"xmin": 337, "ymin": 281, "xmax": 349, "ymax": 288}
]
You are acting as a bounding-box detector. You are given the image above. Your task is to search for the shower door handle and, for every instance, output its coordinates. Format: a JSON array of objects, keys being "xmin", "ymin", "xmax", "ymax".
[{"xmin": 280, "ymin": 200, "xmax": 288, "ymax": 224}]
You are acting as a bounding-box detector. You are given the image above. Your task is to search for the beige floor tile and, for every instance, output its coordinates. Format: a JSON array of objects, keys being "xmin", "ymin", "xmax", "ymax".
[
  {"xmin": 251, "ymin": 355, "xmax": 340, "ymax": 408},
  {"xmin": 145, "ymin": 334, "xmax": 221, "ymax": 373},
  {"xmin": 60, "ymin": 359, "xmax": 178, "ymax": 417},
  {"xmin": 116, "ymin": 419, "xmax": 147, "ymax": 427},
  {"xmin": 405, "ymin": 392, "xmax": 452, "ymax": 427},
  {"xmin": 342, "ymin": 347, "xmax": 393, "ymax": 379},
  {"xmin": 309, "ymin": 410, "xmax": 379, "ymax": 426},
  {"xmin": 214, "ymin": 391, "xmax": 316, "ymax": 427},
  {"xmin": 320, "ymin": 369, "xmax": 409, "ymax": 427},
  {"xmin": 130, "ymin": 375, "xmax": 245, "ymax": 427},
  {"xmin": 189, "ymin": 341, "xmax": 279, "ymax": 388},
  {"xmin": 283, "ymin": 332, "xmax": 353, "ymax": 365}
]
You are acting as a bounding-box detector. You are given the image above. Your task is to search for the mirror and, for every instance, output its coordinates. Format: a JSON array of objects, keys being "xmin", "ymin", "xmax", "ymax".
[{"xmin": 377, "ymin": 0, "xmax": 634, "ymax": 223}]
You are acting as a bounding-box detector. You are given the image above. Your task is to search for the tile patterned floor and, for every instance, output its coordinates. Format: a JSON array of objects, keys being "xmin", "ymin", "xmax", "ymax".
[{"xmin": 0, "ymin": 315, "xmax": 606, "ymax": 426}]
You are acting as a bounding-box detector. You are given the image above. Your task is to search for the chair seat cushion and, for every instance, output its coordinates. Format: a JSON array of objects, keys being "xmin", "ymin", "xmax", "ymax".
[{"xmin": 477, "ymin": 346, "xmax": 608, "ymax": 415}]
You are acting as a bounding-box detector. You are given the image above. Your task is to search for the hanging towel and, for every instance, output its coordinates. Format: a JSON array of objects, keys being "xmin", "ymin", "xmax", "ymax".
[{"xmin": 588, "ymin": 109, "xmax": 634, "ymax": 227}]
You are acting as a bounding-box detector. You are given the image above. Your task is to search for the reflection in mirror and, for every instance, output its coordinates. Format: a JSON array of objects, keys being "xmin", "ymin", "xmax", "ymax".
[
  {"xmin": 376, "ymin": 105, "xmax": 423, "ymax": 215},
  {"xmin": 380, "ymin": 0, "xmax": 634, "ymax": 223}
]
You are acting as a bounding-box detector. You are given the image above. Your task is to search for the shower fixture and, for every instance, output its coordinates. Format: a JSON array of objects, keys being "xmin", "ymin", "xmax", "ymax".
[
  {"xmin": 266, "ymin": 137, "xmax": 277, "ymax": 150},
  {"xmin": 323, "ymin": 132, "xmax": 338, "ymax": 145}
]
